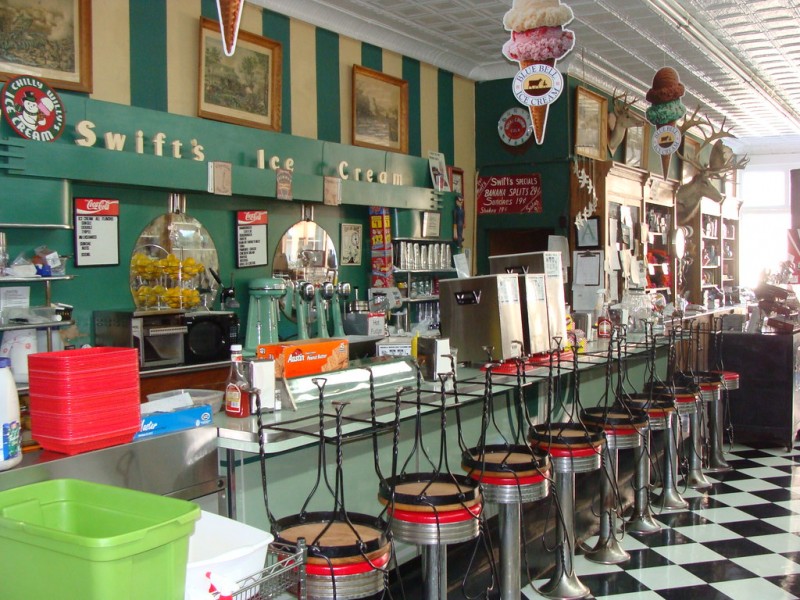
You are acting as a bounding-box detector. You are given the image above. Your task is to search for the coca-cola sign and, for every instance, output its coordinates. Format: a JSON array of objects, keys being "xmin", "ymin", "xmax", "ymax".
[
  {"xmin": 75, "ymin": 197, "xmax": 119, "ymax": 216},
  {"xmin": 477, "ymin": 174, "xmax": 543, "ymax": 215},
  {"xmin": 237, "ymin": 210, "xmax": 268, "ymax": 226}
]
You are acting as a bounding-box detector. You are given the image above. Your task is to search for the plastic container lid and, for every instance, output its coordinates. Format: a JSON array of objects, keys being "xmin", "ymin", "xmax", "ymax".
[
  {"xmin": 230, "ymin": 344, "xmax": 243, "ymax": 352},
  {"xmin": 0, "ymin": 357, "xmax": 9, "ymax": 368}
]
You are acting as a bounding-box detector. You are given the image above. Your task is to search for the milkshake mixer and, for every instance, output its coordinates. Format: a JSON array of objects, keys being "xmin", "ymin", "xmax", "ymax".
[
  {"xmin": 313, "ymin": 282, "xmax": 335, "ymax": 338},
  {"xmin": 294, "ymin": 280, "xmax": 315, "ymax": 340},
  {"xmin": 244, "ymin": 277, "xmax": 286, "ymax": 354},
  {"xmin": 330, "ymin": 282, "xmax": 351, "ymax": 338}
]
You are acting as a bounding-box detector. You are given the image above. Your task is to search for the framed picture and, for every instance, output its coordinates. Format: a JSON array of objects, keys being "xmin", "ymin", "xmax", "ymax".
[
  {"xmin": 576, "ymin": 216, "xmax": 600, "ymax": 249},
  {"xmin": 340, "ymin": 223, "xmax": 362, "ymax": 266},
  {"xmin": 624, "ymin": 121, "xmax": 649, "ymax": 169},
  {"xmin": 352, "ymin": 65, "xmax": 408, "ymax": 154},
  {"xmin": 198, "ymin": 16, "xmax": 282, "ymax": 131},
  {"xmin": 682, "ymin": 137, "xmax": 701, "ymax": 183},
  {"xmin": 448, "ymin": 166, "xmax": 465, "ymax": 197},
  {"xmin": 574, "ymin": 87, "xmax": 608, "ymax": 160},
  {"xmin": 0, "ymin": 0, "xmax": 92, "ymax": 93},
  {"xmin": 422, "ymin": 211, "xmax": 441, "ymax": 238}
]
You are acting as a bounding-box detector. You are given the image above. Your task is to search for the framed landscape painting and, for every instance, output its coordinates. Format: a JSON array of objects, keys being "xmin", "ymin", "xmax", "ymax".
[
  {"xmin": 352, "ymin": 65, "xmax": 408, "ymax": 154},
  {"xmin": 198, "ymin": 17, "xmax": 282, "ymax": 131}
]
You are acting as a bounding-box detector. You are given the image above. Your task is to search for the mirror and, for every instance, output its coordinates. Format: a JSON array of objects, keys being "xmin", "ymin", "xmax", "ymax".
[{"xmin": 272, "ymin": 220, "xmax": 338, "ymax": 285}]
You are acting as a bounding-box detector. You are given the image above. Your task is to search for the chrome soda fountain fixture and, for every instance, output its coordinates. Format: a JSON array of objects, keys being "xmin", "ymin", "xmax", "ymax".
[
  {"xmin": 294, "ymin": 280, "xmax": 315, "ymax": 341},
  {"xmin": 330, "ymin": 282, "xmax": 351, "ymax": 338}
]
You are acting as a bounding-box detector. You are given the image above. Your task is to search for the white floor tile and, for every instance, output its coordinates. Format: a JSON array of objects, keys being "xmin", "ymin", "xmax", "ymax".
[
  {"xmin": 672, "ymin": 522, "xmax": 741, "ymax": 543},
  {"xmin": 738, "ymin": 466, "xmax": 794, "ymax": 479},
  {"xmin": 625, "ymin": 565, "xmax": 706, "ymax": 590},
  {"xmin": 719, "ymin": 478, "xmax": 781, "ymax": 492},
  {"xmin": 618, "ymin": 534, "xmax": 649, "ymax": 552},
  {"xmin": 712, "ymin": 492, "xmax": 769, "ymax": 507},
  {"xmin": 712, "ymin": 577, "xmax": 798, "ymax": 600},
  {"xmin": 751, "ymin": 532, "xmax": 800, "ymax": 553},
  {"xmin": 595, "ymin": 592, "xmax": 664, "ymax": 600},
  {"xmin": 763, "ymin": 447, "xmax": 800, "ymax": 457},
  {"xmin": 651, "ymin": 542, "xmax": 726, "ymax": 564},
  {"xmin": 732, "ymin": 554, "xmax": 800, "ymax": 577},
  {"xmin": 775, "ymin": 499, "xmax": 800, "ymax": 513},
  {"xmin": 749, "ymin": 455, "xmax": 798, "ymax": 467},
  {"xmin": 680, "ymin": 488, "xmax": 706, "ymax": 499},
  {"xmin": 764, "ymin": 515, "xmax": 800, "ymax": 532},
  {"xmin": 694, "ymin": 506, "xmax": 758, "ymax": 523},
  {"xmin": 571, "ymin": 553, "xmax": 625, "ymax": 576}
]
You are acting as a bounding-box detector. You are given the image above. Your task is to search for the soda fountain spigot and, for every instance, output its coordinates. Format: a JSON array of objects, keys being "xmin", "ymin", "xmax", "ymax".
[
  {"xmin": 314, "ymin": 281, "xmax": 335, "ymax": 338},
  {"xmin": 295, "ymin": 281, "xmax": 315, "ymax": 340},
  {"xmin": 331, "ymin": 282, "xmax": 351, "ymax": 337}
]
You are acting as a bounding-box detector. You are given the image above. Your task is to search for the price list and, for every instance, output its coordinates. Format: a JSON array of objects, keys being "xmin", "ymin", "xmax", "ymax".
[
  {"xmin": 236, "ymin": 210, "xmax": 269, "ymax": 267},
  {"xmin": 73, "ymin": 198, "xmax": 120, "ymax": 266}
]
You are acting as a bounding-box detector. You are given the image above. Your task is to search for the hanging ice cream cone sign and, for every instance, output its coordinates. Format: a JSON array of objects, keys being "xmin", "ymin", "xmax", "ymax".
[
  {"xmin": 645, "ymin": 67, "xmax": 687, "ymax": 178},
  {"xmin": 502, "ymin": 0, "xmax": 576, "ymax": 145},
  {"xmin": 216, "ymin": 0, "xmax": 245, "ymax": 56}
]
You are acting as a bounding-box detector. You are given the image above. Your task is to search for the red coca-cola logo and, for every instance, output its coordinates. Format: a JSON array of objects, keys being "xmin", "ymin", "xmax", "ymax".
[{"xmin": 85, "ymin": 199, "xmax": 112, "ymax": 212}]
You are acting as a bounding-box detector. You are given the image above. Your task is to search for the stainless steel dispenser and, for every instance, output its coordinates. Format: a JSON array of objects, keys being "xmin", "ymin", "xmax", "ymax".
[
  {"xmin": 489, "ymin": 251, "xmax": 568, "ymax": 351},
  {"xmin": 439, "ymin": 274, "xmax": 523, "ymax": 364}
]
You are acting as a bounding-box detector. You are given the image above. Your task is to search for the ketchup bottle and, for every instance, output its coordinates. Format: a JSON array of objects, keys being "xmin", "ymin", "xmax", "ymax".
[{"xmin": 224, "ymin": 344, "xmax": 251, "ymax": 418}]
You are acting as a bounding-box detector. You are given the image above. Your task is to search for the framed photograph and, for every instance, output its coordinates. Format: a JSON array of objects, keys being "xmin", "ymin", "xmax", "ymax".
[
  {"xmin": 352, "ymin": 65, "xmax": 408, "ymax": 154},
  {"xmin": 448, "ymin": 166, "xmax": 465, "ymax": 197},
  {"xmin": 624, "ymin": 121, "xmax": 649, "ymax": 169},
  {"xmin": 0, "ymin": 0, "xmax": 92, "ymax": 93},
  {"xmin": 682, "ymin": 137, "xmax": 701, "ymax": 183},
  {"xmin": 422, "ymin": 211, "xmax": 441, "ymax": 238},
  {"xmin": 576, "ymin": 216, "xmax": 600, "ymax": 249},
  {"xmin": 574, "ymin": 87, "xmax": 608, "ymax": 160},
  {"xmin": 340, "ymin": 223, "xmax": 362, "ymax": 266},
  {"xmin": 198, "ymin": 16, "xmax": 282, "ymax": 131}
]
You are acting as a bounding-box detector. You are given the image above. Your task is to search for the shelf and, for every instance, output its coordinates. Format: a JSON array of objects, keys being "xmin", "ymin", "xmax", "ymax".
[
  {"xmin": 394, "ymin": 268, "xmax": 456, "ymax": 274},
  {"xmin": 0, "ymin": 275, "xmax": 73, "ymax": 283},
  {"xmin": 702, "ymin": 235, "xmax": 718, "ymax": 241},
  {"xmin": 702, "ymin": 265, "xmax": 721, "ymax": 269},
  {"xmin": 0, "ymin": 319, "xmax": 74, "ymax": 333},
  {"xmin": 402, "ymin": 296, "xmax": 439, "ymax": 303},
  {"xmin": 394, "ymin": 237, "xmax": 450, "ymax": 243},
  {"xmin": 722, "ymin": 236, "xmax": 735, "ymax": 241}
]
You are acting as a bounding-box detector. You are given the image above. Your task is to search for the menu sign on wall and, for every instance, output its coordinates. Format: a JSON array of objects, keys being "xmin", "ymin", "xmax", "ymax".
[
  {"xmin": 236, "ymin": 210, "xmax": 269, "ymax": 268},
  {"xmin": 73, "ymin": 198, "xmax": 120, "ymax": 266},
  {"xmin": 476, "ymin": 174, "xmax": 543, "ymax": 215}
]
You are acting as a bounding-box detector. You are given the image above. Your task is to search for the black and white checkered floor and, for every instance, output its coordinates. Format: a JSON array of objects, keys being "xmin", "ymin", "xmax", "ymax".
[{"xmin": 522, "ymin": 443, "xmax": 800, "ymax": 600}]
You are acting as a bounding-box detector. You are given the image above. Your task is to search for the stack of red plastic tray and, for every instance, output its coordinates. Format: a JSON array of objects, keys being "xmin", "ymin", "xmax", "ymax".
[{"xmin": 28, "ymin": 347, "xmax": 141, "ymax": 455}]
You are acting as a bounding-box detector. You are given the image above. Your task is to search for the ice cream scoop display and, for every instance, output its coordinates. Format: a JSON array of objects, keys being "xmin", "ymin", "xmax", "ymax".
[
  {"xmin": 216, "ymin": 0, "xmax": 244, "ymax": 56},
  {"xmin": 502, "ymin": 0, "xmax": 576, "ymax": 145},
  {"xmin": 645, "ymin": 66, "xmax": 688, "ymax": 178}
]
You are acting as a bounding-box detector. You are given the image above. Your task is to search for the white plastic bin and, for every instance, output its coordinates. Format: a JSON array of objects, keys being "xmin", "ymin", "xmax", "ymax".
[{"xmin": 185, "ymin": 511, "xmax": 273, "ymax": 600}]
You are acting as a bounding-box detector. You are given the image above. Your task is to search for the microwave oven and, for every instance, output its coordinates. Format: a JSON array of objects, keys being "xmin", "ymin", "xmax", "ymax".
[
  {"xmin": 184, "ymin": 311, "xmax": 239, "ymax": 364},
  {"xmin": 94, "ymin": 310, "xmax": 187, "ymax": 369}
]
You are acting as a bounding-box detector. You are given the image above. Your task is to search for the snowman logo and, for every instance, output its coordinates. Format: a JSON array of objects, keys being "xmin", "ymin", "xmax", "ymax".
[{"xmin": 1, "ymin": 75, "xmax": 66, "ymax": 142}]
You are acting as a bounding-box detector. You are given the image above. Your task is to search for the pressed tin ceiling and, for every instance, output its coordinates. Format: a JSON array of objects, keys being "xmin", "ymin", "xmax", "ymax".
[{"xmin": 253, "ymin": 0, "xmax": 800, "ymax": 152}]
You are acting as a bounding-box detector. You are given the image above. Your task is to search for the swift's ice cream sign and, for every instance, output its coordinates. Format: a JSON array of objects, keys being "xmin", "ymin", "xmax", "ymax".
[
  {"xmin": 477, "ymin": 174, "xmax": 543, "ymax": 215},
  {"xmin": 1, "ymin": 76, "xmax": 65, "ymax": 142},
  {"xmin": 71, "ymin": 121, "xmax": 404, "ymax": 185}
]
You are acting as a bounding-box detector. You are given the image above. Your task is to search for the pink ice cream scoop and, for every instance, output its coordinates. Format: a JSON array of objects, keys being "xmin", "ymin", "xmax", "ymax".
[{"xmin": 502, "ymin": 25, "xmax": 575, "ymax": 62}]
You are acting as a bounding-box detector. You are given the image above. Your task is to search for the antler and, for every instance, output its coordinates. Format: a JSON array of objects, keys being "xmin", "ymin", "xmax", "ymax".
[
  {"xmin": 679, "ymin": 106, "xmax": 704, "ymax": 136},
  {"xmin": 612, "ymin": 88, "xmax": 637, "ymax": 115}
]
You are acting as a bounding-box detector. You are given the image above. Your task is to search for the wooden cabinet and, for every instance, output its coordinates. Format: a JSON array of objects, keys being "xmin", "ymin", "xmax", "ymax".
[
  {"xmin": 678, "ymin": 197, "xmax": 740, "ymax": 305},
  {"xmin": 643, "ymin": 177, "xmax": 678, "ymax": 304}
]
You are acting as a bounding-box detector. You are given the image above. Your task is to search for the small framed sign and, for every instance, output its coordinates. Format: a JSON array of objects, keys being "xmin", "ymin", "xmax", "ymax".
[
  {"xmin": 422, "ymin": 211, "xmax": 441, "ymax": 238},
  {"xmin": 236, "ymin": 210, "xmax": 269, "ymax": 267},
  {"xmin": 73, "ymin": 198, "xmax": 120, "ymax": 267}
]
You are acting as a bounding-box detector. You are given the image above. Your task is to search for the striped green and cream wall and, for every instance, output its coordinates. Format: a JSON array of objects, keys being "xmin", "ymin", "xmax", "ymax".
[{"xmin": 87, "ymin": 0, "xmax": 477, "ymax": 250}]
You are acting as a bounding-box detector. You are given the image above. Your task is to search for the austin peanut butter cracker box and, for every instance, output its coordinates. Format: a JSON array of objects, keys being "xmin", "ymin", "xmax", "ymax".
[{"xmin": 255, "ymin": 338, "xmax": 349, "ymax": 378}]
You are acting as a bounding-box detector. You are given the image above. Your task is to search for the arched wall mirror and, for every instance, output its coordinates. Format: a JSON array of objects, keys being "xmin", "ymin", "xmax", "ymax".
[{"xmin": 271, "ymin": 220, "xmax": 338, "ymax": 285}]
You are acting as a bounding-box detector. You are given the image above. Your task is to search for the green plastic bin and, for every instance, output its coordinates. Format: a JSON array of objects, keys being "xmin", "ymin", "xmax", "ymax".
[{"xmin": 0, "ymin": 479, "xmax": 200, "ymax": 600}]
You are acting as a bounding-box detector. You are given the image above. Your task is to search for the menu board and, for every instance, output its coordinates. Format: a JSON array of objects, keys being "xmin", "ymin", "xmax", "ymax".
[
  {"xmin": 73, "ymin": 198, "xmax": 120, "ymax": 266},
  {"xmin": 236, "ymin": 210, "xmax": 269, "ymax": 267},
  {"xmin": 476, "ymin": 174, "xmax": 543, "ymax": 215}
]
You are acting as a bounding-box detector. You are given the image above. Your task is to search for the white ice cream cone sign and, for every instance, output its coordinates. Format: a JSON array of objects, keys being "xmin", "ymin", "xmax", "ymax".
[{"xmin": 501, "ymin": 0, "xmax": 576, "ymax": 145}]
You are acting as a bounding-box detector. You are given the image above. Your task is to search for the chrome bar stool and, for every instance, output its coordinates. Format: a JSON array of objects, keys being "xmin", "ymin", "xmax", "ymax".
[
  {"xmin": 462, "ymin": 357, "xmax": 551, "ymax": 600},
  {"xmin": 580, "ymin": 407, "xmax": 648, "ymax": 564},
  {"xmin": 530, "ymin": 423, "xmax": 605, "ymax": 599},
  {"xmin": 697, "ymin": 373, "xmax": 731, "ymax": 472}
]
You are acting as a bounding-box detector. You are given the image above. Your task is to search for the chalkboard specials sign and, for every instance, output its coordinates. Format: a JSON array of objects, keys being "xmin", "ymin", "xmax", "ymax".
[
  {"xmin": 236, "ymin": 210, "xmax": 269, "ymax": 267},
  {"xmin": 74, "ymin": 198, "xmax": 120, "ymax": 266},
  {"xmin": 476, "ymin": 174, "xmax": 543, "ymax": 215}
]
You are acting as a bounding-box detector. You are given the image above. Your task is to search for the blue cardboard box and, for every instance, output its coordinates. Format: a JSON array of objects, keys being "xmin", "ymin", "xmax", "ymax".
[{"xmin": 134, "ymin": 404, "xmax": 213, "ymax": 440}]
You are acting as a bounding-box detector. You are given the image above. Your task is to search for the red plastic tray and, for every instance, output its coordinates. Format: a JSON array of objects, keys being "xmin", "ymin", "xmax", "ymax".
[
  {"xmin": 34, "ymin": 427, "xmax": 139, "ymax": 455},
  {"xmin": 28, "ymin": 386, "xmax": 140, "ymax": 415},
  {"xmin": 30, "ymin": 406, "xmax": 140, "ymax": 439},
  {"xmin": 28, "ymin": 372, "xmax": 140, "ymax": 398},
  {"xmin": 28, "ymin": 347, "xmax": 138, "ymax": 373}
]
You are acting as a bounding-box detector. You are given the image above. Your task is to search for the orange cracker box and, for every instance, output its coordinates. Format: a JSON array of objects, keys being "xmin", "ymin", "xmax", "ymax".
[{"xmin": 255, "ymin": 338, "xmax": 349, "ymax": 379}]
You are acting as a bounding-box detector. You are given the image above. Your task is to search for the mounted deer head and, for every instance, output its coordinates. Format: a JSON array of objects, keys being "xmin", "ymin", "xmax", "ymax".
[
  {"xmin": 676, "ymin": 114, "xmax": 749, "ymax": 224},
  {"xmin": 607, "ymin": 89, "xmax": 641, "ymax": 155}
]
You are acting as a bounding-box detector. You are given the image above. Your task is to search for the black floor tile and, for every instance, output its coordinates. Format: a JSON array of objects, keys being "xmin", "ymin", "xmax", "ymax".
[
  {"xmin": 581, "ymin": 571, "xmax": 648, "ymax": 597},
  {"xmin": 656, "ymin": 584, "xmax": 735, "ymax": 600},
  {"xmin": 783, "ymin": 550, "xmax": 800, "ymax": 564},
  {"xmin": 773, "ymin": 465, "xmax": 795, "ymax": 474},
  {"xmin": 630, "ymin": 528, "xmax": 694, "ymax": 548},
  {"xmin": 681, "ymin": 558, "xmax": 758, "ymax": 583},
  {"xmin": 701, "ymin": 537, "xmax": 774, "ymax": 559},
  {"xmin": 683, "ymin": 495, "xmax": 725, "ymax": 510},
  {"xmin": 722, "ymin": 518, "xmax": 787, "ymax": 537},
  {"xmin": 767, "ymin": 573, "xmax": 800, "ymax": 596},
  {"xmin": 738, "ymin": 501, "xmax": 797, "ymax": 518},
  {"xmin": 726, "ymin": 450, "xmax": 772, "ymax": 459},
  {"xmin": 762, "ymin": 475, "xmax": 795, "ymax": 488},
  {"xmin": 708, "ymin": 469, "xmax": 753, "ymax": 481},
  {"xmin": 620, "ymin": 547, "xmax": 674, "ymax": 570},
  {"xmin": 656, "ymin": 511, "xmax": 712, "ymax": 528},
  {"xmin": 704, "ymin": 482, "xmax": 743, "ymax": 496}
]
